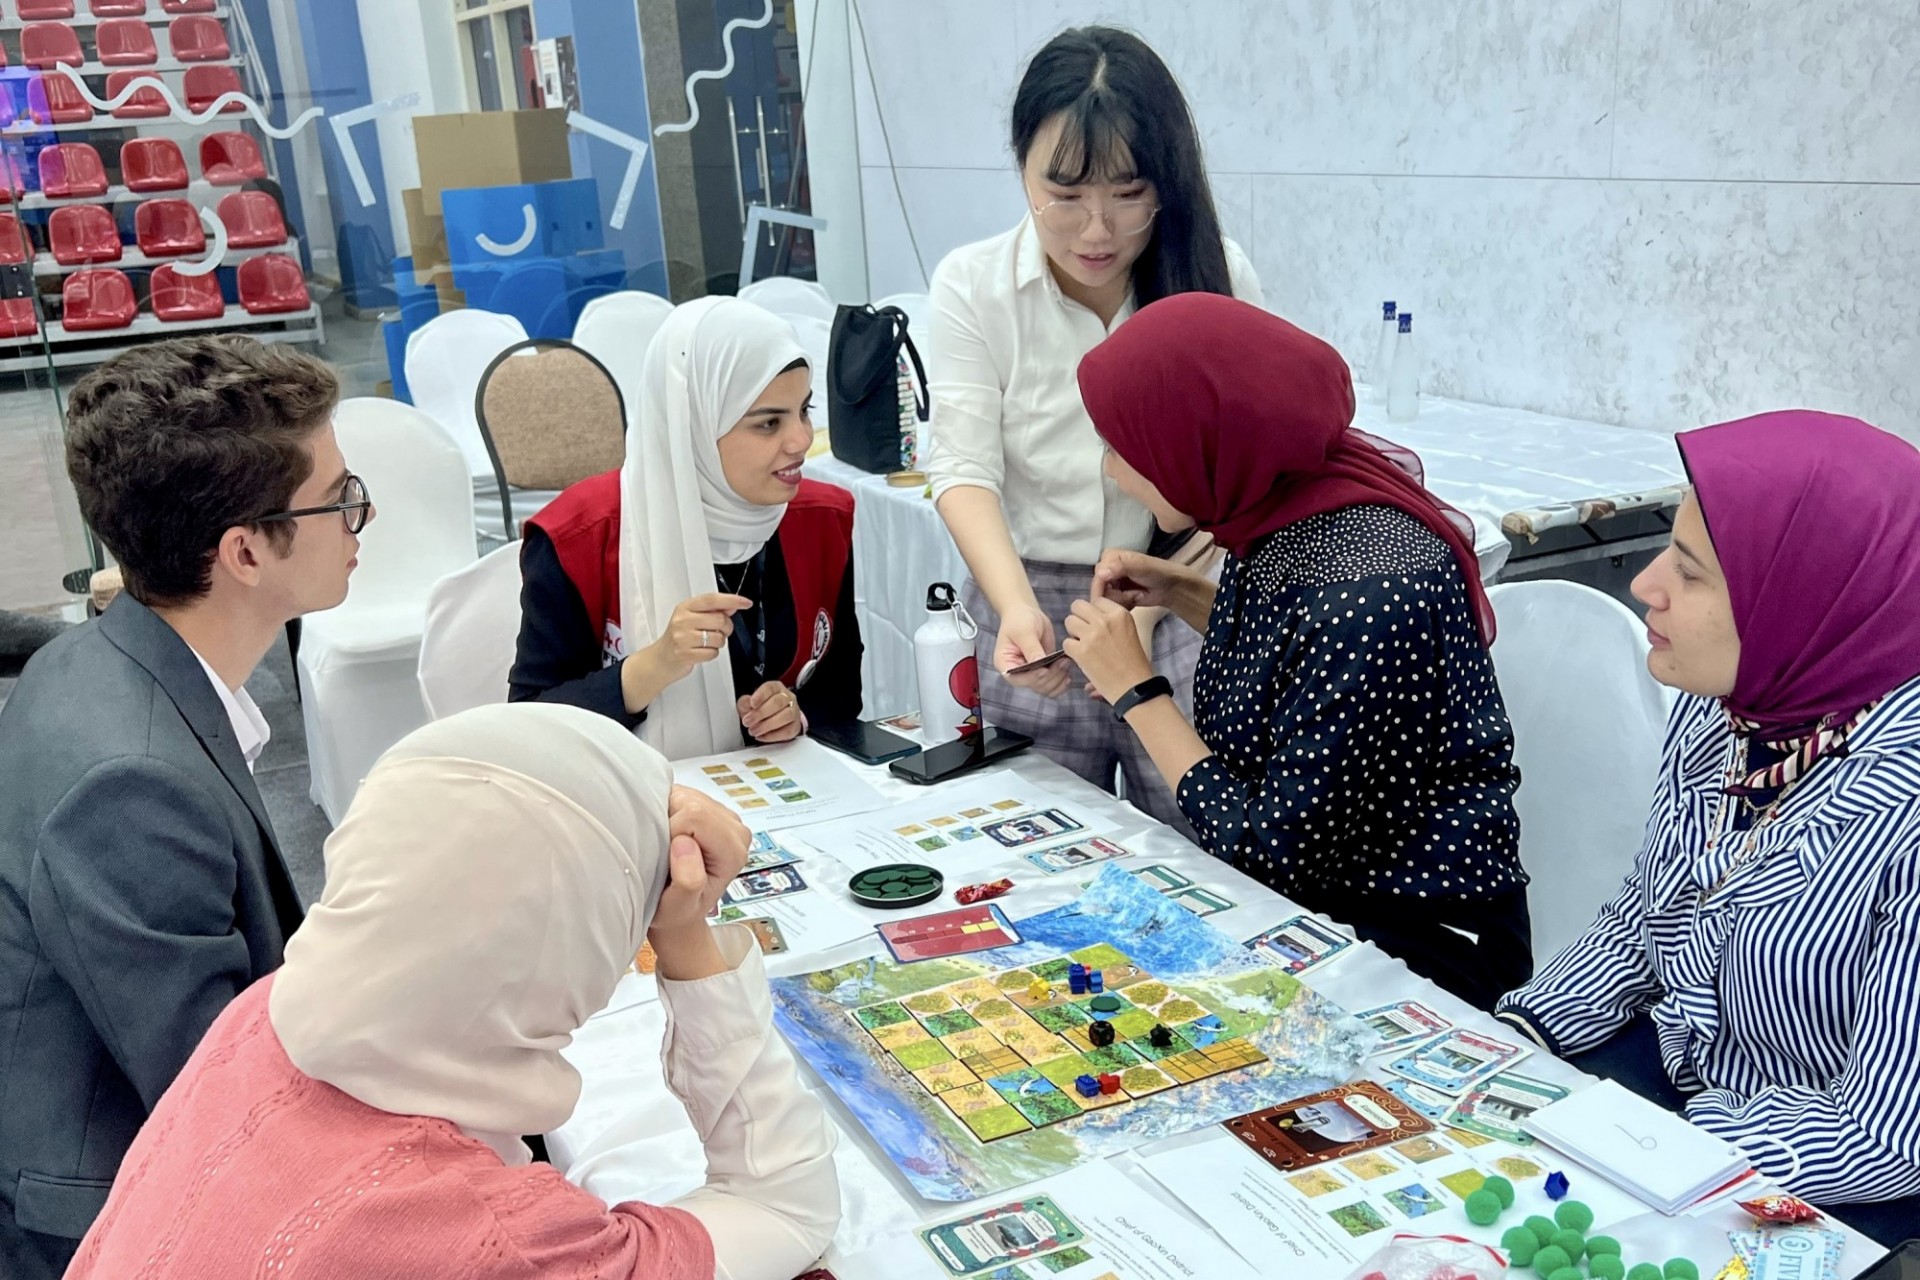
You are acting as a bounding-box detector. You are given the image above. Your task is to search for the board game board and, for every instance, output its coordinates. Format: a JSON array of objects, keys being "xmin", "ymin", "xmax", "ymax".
[
  {"xmin": 772, "ymin": 864, "xmax": 1374, "ymax": 1201},
  {"xmin": 849, "ymin": 947, "xmax": 1269, "ymax": 1142}
]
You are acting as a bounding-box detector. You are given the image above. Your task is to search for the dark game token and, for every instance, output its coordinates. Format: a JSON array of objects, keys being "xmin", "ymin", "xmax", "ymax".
[
  {"xmin": 1088, "ymin": 1020, "xmax": 1116, "ymax": 1047},
  {"xmin": 1148, "ymin": 1024, "xmax": 1174, "ymax": 1048},
  {"xmin": 848, "ymin": 863, "xmax": 944, "ymax": 910},
  {"xmin": 1088, "ymin": 994, "xmax": 1121, "ymax": 1014}
]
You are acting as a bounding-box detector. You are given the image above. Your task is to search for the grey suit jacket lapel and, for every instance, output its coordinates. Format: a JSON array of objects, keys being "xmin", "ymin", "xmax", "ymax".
[{"xmin": 96, "ymin": 596, "xmax": 284, "ymax": 860}]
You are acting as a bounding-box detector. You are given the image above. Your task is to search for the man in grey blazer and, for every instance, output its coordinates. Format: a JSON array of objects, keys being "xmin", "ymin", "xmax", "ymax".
[{"xmin": 0, "ymin": 336, "xmax": 371, "ymax": 1276}]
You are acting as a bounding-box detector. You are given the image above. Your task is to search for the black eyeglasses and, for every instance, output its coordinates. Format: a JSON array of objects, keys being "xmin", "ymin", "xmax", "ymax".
[{"xmin": 255, "ymin": 474, "xmax": 372, "ymax": 534}]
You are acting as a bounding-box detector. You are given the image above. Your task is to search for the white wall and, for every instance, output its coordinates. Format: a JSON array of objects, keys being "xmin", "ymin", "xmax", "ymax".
[{"xmin": 846, "ymin": 0, "xmax": 1920, "ymax": 439}]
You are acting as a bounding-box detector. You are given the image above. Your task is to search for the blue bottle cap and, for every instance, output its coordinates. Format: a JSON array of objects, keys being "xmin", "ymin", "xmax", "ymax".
[{"xmin": 1398, "ymin": 313, "xmax": 1413, "ymax": 332}]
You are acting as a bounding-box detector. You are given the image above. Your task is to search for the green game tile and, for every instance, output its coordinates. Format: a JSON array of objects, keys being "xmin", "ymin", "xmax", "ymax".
[
  {"xmin": 985, "ymin": 1068, "xmax": 1047, "ymax": 1102},
  {"xmin": 853, "ymin": 1002, "xmax": 913, "ymax": 1030},
  {"xmin": 1010, "ymin": 1083, "xmax": 1082, "ymax": 1127},
  {"xmin": 1068, "ymin": 943, "xmax": 1135, "ymax": 973},
  {"xmin": 919, "ymin": 1009, "xmax": 982, "ymax": 1038},
  {"xmin": 1108, "ymin": 1009, "xmax": 1158, "ymax": 1040},
  {"xmin": 1035, "ymin": 1053, "xmax": 1097, "ymax": 1089},
  {"xmin": 966, "ymin": 1105, "xmax": 1033, "ymax": 1141},
  {"xmin": 1030, "ymin": 957, "xmax": 1073, "ymax": 983},
  {"xmin": 1080, "ymin": 1043, "xmax": 1144, "ymax": 1073},
  {"xmin": 891, "ymin": 1039, "xmax": 956, "ymax": 1071},
  {"xmin": 1030, "ymin": 1003, "xmax": 1092, "ymax": 1033}
]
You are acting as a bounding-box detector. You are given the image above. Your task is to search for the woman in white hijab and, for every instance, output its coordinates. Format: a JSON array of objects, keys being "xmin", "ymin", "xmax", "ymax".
[
  {"xmin": 69, "ymin": 703, "xmax": 841, "ymax": 1280},
  {"xmin": 512, "ymin": 297, "xmax": 863, "ymax": 759}
]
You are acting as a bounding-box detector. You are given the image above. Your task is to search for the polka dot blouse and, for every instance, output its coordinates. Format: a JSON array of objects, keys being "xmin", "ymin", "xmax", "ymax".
[{"xmin": 1176, "ymin": 504, "xmax": 1526, "ymax": 906}]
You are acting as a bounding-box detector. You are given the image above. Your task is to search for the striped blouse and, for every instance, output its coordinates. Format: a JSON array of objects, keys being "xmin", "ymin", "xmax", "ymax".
[{"xmin": 1498, "ymin": 674, "xmax": 1920, "ymax": 1205}]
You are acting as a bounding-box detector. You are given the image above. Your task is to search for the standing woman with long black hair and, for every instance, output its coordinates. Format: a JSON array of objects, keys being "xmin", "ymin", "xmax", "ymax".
[{"xmin": 924, "ymin": 27, "xmax": 1261, "ymax": 828}]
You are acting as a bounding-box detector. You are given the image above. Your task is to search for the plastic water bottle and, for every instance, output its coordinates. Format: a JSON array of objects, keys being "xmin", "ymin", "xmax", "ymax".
[
  {"xmin": 1371, "ymin": 300, "xmax": 1397, "ymax": 402},
  {"xmin": 1387, "ymin": 311, "xmax": 1419, "ymax": 422},
  {"xmin": 913, "ymin": 583, "xmax": 981, "ymax": 740}
]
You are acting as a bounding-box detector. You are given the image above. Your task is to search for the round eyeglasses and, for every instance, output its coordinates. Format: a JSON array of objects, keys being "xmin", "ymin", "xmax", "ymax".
[
  {"xmin": 255, "ymin": 474, "xmax": 372, "ymax": 535},
  {"xmin": 1031, "ymin": 197, "xmax": 1159, "ymax": 239}
]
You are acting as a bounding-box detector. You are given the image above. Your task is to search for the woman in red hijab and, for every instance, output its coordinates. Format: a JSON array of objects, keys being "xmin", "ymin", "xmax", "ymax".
[{"xmin": 1062, "ymin": 294, "xmax": 1529, "ymax": 1007}]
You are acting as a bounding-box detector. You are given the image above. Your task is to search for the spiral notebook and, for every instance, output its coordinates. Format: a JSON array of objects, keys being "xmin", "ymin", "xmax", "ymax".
[{"xmin": 1523, "ymin": 1081, "xmax": 1753, "ymax": 1215}]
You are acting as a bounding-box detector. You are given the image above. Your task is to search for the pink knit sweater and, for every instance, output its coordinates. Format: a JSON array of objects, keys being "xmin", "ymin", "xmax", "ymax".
[{"xmin": 67, "ymin": 978, "xmax": 715, "ymax": 1278}]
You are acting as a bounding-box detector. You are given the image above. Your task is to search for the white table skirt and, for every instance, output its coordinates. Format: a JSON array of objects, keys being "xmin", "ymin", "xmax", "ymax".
[{"xmin": 547, "ymin": 750, "xmax": 1881, "ymax": 1278}]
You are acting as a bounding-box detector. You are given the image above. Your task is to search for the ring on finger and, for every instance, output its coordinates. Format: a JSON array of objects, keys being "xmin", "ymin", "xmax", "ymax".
[{"xmin": 700, "ymin": 629, "xmax": 713, "ymax": 649}]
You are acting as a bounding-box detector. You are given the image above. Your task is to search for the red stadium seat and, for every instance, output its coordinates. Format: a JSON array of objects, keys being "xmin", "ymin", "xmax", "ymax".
[
  {"xmin": 237, "ymin": 254, "xmax": 309, "ymax": 314},
  {"xmin": 62, "ymin": 269, "xmax": 138, "ymax": 330},
  {"xmin": 166, "ymin": 14, "xmax": 227, "ymax": 61},
  {"xmin": 29, "ymin": 72, "xmax": 94, "ymax": 124},
  {"xmin": 106, "ymin": 70, "xmax": 169, "ymax": 118},
  {"xmin": 121, "ymin": 137, "xmax": 189, "ymax": 192},
  {"xmin": 96, "ymin": 17, "xmax": 158, "ymax": 65},
  {"xmin": 37, "ymin": 144, "xmax": 108, "ymax": 198},
  {"xmin": 22, "ymin": 22, "xmax": 85, "ymax": 69},
  {"xmin": 0, "ymin": 212, "xmax": 29, "ymax": 266},
  {"xmin": 49, "ymin": 205, "xmax": 123, "ymax": 265},
  {"xmin": 183, "ymin": 64, "xmax": 243, "ymax": 114},
  {"xmin": 216, "ymin": 191, "xmax": 286, "ymax": 248},
  {"xmin": 90, "ymin": 0, "xmax": 151, "ymax": 15},
  {"xmin": 19, "ymin": 0, "xmax": 77, "ymax": 18},
  {"xmin": 160, "ymin": 0, "xmax": 215, "ymax": 11},
  {"xmin": 135, "ymin": 198, "xmax": 206, "ymax": 257},
  {"xmin": 199, "ymin": 131, "xmax": 265, "ymax": 185},
  {"xmin": 0, "ymin": 298, "xmax": 40, "ymax": 339},
  {"xmin": 150, "ymin": 263, "xmax": 225, "ymax": 321}
]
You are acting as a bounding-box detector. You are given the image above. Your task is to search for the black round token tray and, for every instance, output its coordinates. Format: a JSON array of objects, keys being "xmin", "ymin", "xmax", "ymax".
[{"xmin": 848, "ymin": 862, "xmax": 944, "ymax": 910}]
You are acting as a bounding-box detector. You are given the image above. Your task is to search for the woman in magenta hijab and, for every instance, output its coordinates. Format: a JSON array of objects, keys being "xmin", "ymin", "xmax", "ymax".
[{"xmin": 1499, "ymin": 411, "xmax": 1920, "ymax": 1244}]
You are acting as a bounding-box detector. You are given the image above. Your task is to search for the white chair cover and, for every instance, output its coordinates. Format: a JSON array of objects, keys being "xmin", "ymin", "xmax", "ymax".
[
  {"xmin": 737, "ymin": 275, "xmax": 835, "ymax": 324},
  {"xmin": 404, "ymin": 309, "xmax": 530, "ymax": 478},
  {"xmin": 418, "ymin": 543, "xmax": 525, "ymax": 720},
  {"xmin": 573, "ymin": 290, "xmax": 675, "ymax": 429},
  {"xmin": 1486, "ymin": 580, "xmax": 1674, "ymax": 965},
  {"xmin": 298, "ymin": 398, "xmax": 478, "ymax": 824},
  {"xmin": 875, "ymin": 290, "xmax": 930, "ymax": 336}
]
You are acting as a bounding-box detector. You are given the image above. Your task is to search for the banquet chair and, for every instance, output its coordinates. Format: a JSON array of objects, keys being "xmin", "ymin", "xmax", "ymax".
[
  {"xmin": 417, "ymin": 543, "xmax": 523, "ymax": 720},
  {"xmin": 405, "ymin": 307, "xmax": 530, "ymax": 533},
  {"xmin": 1485, "ymin": 580, "xmax": 1674, "ymax": 965},
  {"xmin": 297, "ymin": 398, "xmax": 476, "ymax": 824},
  {"xmin": 737, "ymin": 275, "xmax": 835, "ymax": 324},
  {"xmin": 571, "ymin": 289, "xmax": 673, "ymax": 426},
  {"xmin": 473, "ymin": 338, "xmax": 626, "ymax": 541}
]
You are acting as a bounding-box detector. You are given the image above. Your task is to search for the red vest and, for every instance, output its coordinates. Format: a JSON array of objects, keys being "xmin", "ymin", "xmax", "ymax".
[{"xmin": 524, "ymin": 470, "xmax": 855, "ymax": 686}]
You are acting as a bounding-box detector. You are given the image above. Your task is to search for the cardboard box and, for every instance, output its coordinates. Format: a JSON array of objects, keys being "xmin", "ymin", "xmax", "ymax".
[
  {"xmin": 413, "ymin": 109, "xmax": 572, "ymax": 215},
  {"xmin": 441, "ymin": 178, "xmax": 603, "ymax": 270},
  {"xmin": 401, "ymin": 189, "xmax": 448, "ymax": 277}
]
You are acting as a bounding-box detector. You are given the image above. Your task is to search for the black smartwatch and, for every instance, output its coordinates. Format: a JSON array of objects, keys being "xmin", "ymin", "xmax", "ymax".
[{"xmin": 1110, "ymin": 675, "xmax": 1173, "ymax": 722}]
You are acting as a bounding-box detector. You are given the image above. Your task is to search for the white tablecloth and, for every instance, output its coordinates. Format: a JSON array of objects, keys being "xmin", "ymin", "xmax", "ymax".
[{"xmin": 547, "ymin": 751, "xmax": 1882, "ymax": 1278}]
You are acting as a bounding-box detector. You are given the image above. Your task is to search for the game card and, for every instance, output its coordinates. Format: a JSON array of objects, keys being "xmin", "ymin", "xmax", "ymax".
[
  {"xmin": 1022, "ymin": 836, "xmax": 1133, "ymax": 874},
  {"xmin": 876, "ymin": 904, "xmax": 1021, "ymax": 964},
  {"xmin": 745, "ymin": 831, "xmax": 801, "ymax": 871},
  {"xmin": 1353, "ymin": 1001, "xmax": 1454, "ymax": 1053},
  {"xmin": 1383, "ymin": 1076, "xmax": 1458, "ymax": 1123},
  {"xmin": 1386, "ymin": 1030, "xmax": 1530, "ymax": 1096},
  {"xmin": 1132, "ymin": 864, "xmax": 1193, "ymax": 892},
  {"xmin": 1733, "ymin": 1226, "xmax": 1847, "ymax": 1280},
  {"xmin": 982, "ymin": 808, "xmax": 1085, "ymax": 848},
  {"xmin": 1224, "ymin": 1079, "xmax": 1436, "ymax": 1172},
  {"xmin": 1169, "ymin": 886, "xmax": 1235, "ymax": 917},
  {"xmin": 878, "ymin": 712, "xmax": 922, "ymax": 733},
  {"xmin": 1445, "ymin": 1071, "xmax": 1567, "ymax": 1144},
  {"xmin": 918, "ymin": 1194, "xmax": 1086, "ymax": 1276},
  {"xmin": 718, "ymin": 865, "xmax": 808, "ymax": 908},
  {"xmin": 738, "ymin": 916, "xmax": 790, "ymax": 956},
  {"xmin": 1244, "ymin": 915, "xmax": 1353, "ymax": 974}
]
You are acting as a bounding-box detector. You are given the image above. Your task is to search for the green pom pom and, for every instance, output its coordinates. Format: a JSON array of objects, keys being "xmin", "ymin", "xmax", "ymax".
[
  {"xmin": 1549, "ymin": 1269, "xmax": 1584, "ymax": 1280},
  {"xmin": 1532, "ymin": 1246, "xmax": 1572, "ymax": 1276},
  {"xmin": 1588, "ymin": 1237, "xmax": 1623, "ymax": 1260},
  {"xmin": 1665, "ymin": 1262, "xmax": 1700, "ymax": 1280},
  {"xmin": 1592, "ymin": 1258, "xmax": 1627, "ymax": 1280},
  {"xmin": 1628, "ymin": 1266, "xmax": 1665, "ymax": 1280},
  {"xmin": 1502, "ymin": 1228, "xmax": 1540, "ymax": 1266},
  {"xmin": 1525, "ymin": 1215, "xmax": 1558, "ymax": 1246},
  {"xmin": 1465, "ymin": 1189, "xmax": 1503, "ymax": 1226},
  {"xmin": 1483, "ymin": 1174, "xmax": 1516, "ymax": 1208},
  {"xmin": 1555, "ymin": 1200, "xmax": 1596, "ymax": 1232},
  {"xmin": 1550, "ymin": 1229, "xmax": 1587, "ymax": 1260}
]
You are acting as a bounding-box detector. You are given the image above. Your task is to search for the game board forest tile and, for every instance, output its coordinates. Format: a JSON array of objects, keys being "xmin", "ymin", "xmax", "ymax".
[
  {"xmin": 1035, "ymin": 1053, "xmax": 1097, "ymax": 1089},
  {"xmin": 854, "ymin": 1002, "xmax": 913, "ymax": 1031},
  {"xmin": 1080, "ymin": 1043, "xmax": 1144, "ymax": 1074},
  {"xmin": 912, "ymin": 1059, "xmax": 978, "ymax": 1093},
  {"xmin": 941, "ymin": 1027, "xmax": 1005, "ymax": 1059},
  {"xmin": 920, "ymin": 1009, "xmax": 982, "ymax": 1038},
  {"xmin": 946, "ymin": 978, "xmax": 1001, "ymax": 1006},
  {"xmin": 939, "ymin": 1081, "xmax": 1001, "ymax": 1115},
  {"xmin": 1108, "ymin": 1009, "xmax": 1159, "ymax": 1041},
  {"xmin": 901, "ymin": 990, "xmax": 957, "ymax": 1016},
  {"xmin": 1030, "ymin": 1003, "xmax": 1091, "ymax": 1033},
  {"xmin": 1008, "ymin": 1080, "xmax": 1082, "ymax": 1127},
  {"xmin": 1029, "ymin": 957, "xmax": 1073, "ymax": 983},
  {"xmin": 869, "ymin": 1020, "xmax": 933, "ymax": 1051},
  {"xmin": 960, "ymin": 1104, "xmax": 1033, "ymax": 1141},
  {"xmin": 1126, "ymin": 1029, "xmax": 1192, "ymax": 1062},
  {"xmin": 892, "ymin": 1039, "xmax": 957, "ymax": 1071},
  {"xmin": 1117, "ymin": 1064, "xmax": 1177, "ymax": 1096}
]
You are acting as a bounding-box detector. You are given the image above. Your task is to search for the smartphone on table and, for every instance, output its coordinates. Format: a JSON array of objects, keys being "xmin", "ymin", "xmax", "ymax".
[
  {"xmin": 810, "ymin": 718, "xmax": 921, "ymax": 765},
  {"xmin": 889, "ymin": 728, "xmax": 1034, "ymax": 785}
]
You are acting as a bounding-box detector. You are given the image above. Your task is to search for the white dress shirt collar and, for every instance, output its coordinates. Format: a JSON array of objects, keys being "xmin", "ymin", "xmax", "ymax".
[{"xmin": 189, "ymin": 649, "xmax": 271, "ymax": 772}]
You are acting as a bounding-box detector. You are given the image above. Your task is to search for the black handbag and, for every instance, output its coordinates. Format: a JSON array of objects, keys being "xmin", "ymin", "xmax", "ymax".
[{"xmin": 828, "ymin": 303, "xmax": 929, "ymax": 474}]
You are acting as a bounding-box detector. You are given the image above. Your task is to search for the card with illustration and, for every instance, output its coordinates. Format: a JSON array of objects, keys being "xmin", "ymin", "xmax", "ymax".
[
  {"xmin": 917, "ymin": 1194, "xmax": 1086, "ymax": 1277},
  {"xmin": 1383, "ymin": 1075, "xmax": 1458, "ymax": 1123},
  {"xmin": 739, "ymin": 916, "xmax": 790, "ymax": 955},
  {"xmin": 878, "ymin": 712, "xmax": 922, "ymax": 733},
  {"xmin": 982, "ymin": 808, "xmax": 1085, "ymax": 848},
  {"xmin": 1386, "ymin": 1030, "xmax": 1530, "ymax": 1096},
  {"xmin": 1131, "ymin": 864, "xmax": 1193, "ymax": 893},
  {"xmin": 1022, "ymin": 836, "xmax": 1133, "ymax": 875},
  {"xmin": 1224, "ymin": 1079, "xmax": 1435, "ymax": 1172},
  {"xmin": 1353, "ymin": 1001, "xmax": 1454, "ymax": 1053},
  {"xmin": 1244, "ymin": 915, "xmax": 1353, "ymax": 975},
  {"xmin": 746, "ymin": 831, "xmax": 801, "ymax": 871},
  {"xmin": 1445, "ymin": 1072, "xmax": 1568, "ymax": 1144},
  {"xmin": 1169, "ymin": 886, "xmax": 1235, "ymax": 917},
  {"xmin": 876, "ymin": 905, "xmax": 1022, "ymax": 964},
  {"xmin": 718, "ymin": 866, "xmax": 808, "ymax": 908}
]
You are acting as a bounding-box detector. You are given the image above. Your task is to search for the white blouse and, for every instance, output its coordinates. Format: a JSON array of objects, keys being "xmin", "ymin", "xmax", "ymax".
[{"xmin": 923, "ymin": 217, "xmax": 1263, "ymax": 566}]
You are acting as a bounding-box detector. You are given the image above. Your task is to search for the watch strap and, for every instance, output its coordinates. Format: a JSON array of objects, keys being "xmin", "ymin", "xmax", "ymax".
[{"xmin": 1112, "ymin": 675, "xmax": 1173, "ymax": 722}]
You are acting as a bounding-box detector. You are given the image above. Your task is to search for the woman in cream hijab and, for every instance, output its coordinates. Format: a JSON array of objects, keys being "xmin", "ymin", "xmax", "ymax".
[
  {"xmin": 512, "ymin": 297, "xmax": 863, "ymax": 759},
  {"xmin": 69, "ymin": 703, "xmax": 841, "ymax": 1279}
]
